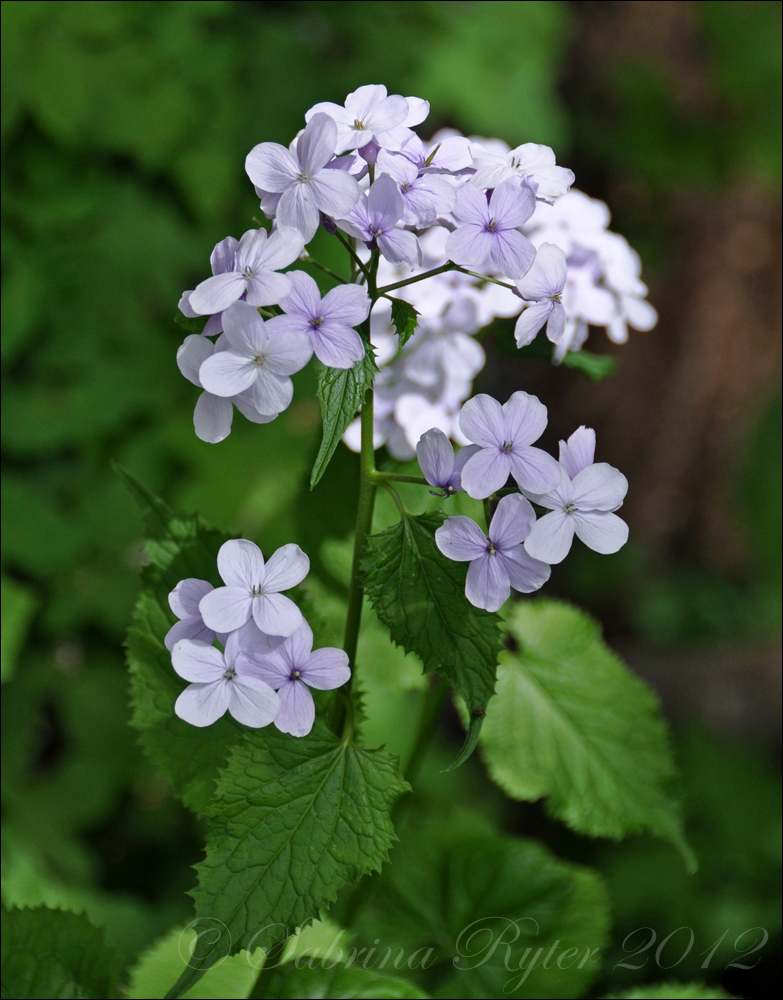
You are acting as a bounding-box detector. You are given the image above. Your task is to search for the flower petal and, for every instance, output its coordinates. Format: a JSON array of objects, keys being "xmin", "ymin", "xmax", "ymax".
[
  {"xmin": 368, "ymin": 174, "xmax": 404, "ymax": 229},
  {"xmin": 252, "ymin": 592, "xmax": 304, "ymax": 637},
  {"xmin": 508, "ymin": 446, "xmax": 561, "ymax": 494},
  {"xmin": 559, "ymin": 426, "xmax": 596, "ymax": 479},
  {"xmin": 278, "ymin": 183, "xmax": 320, "ymax": 242},
  {"xmin": 217, "ymin": 538, "xmax": 265, "ymax": 588},
  {"xmin": 175, "ymin": 680, "xmax": 230, "ymax": 727},
  {"xmin": 297, "ymin": 113, "xmax": 339, "ymax": 174},
  {"xmin": 489, "ymin": 493, "xmax": 536, "ymax": 548},
  {"xmin": 363, "ymin": 94, "xmax": 410, "ymax": 134},
  {"xmin": 516, "ymin": 243, "xmax": 568, "ymax": 299},
  {"xmin": 164, "ymin": 617, "xmax": 215, "ymax": 652},
  {"xmin": 377, "ymin": 228, "xmax": 421, "ymax": 269},
  {"xmin": 171, "ymin": 639, "xmax": 226, "ymax": 682},
  {"xmin": 513, "ymin": 302, "xmax": 551, "ymax": 348},
  {"xmin": 189, "ymin": 272, "xmax": 247, "ymax": 315},
  {"xmin": 311, "ymin": 322, "xmax": 365, "ymax": 369},
  {"xmin": 169, "ymin": 578, "xmax": 214, "ymax": 619},
  {"xmin": 279, "ymin": 270, "xmax": 322, "ymax": 320},
  {"xmin": 452, "ymin": 184, "xmax": 490, "ymax": 226},
  {"xmin": 261, "ymin": 319, "xmax": 314, "ymax": 375},
  {"xmin": 302, "ymin": 647, "xmax": 351, "ymax": 690},
  {"xmin": 262, "ymin": 543, "xmax": 310, "ymax": 592},
  {"xmin": 244, "ymin": 141, "xmax": 300, "ymax": 192},
  {"xmin": 488, "ymin": 178, "xmax": 536, "ymax": 229},
  {"xmin": 321, "ymin": 283, "xmax": 371, "ymax": 327},
  {"xmin": 445, "ymin": 223, "xmax": 493, "ymax": 270},
  {"xmin": 465, "ymin": 553, "xmax": 510, "ymax": 612},
  {"xmin": 199, "ymin": 587, "xmax": 253, "ymax": 632},
  {"xmin": 194, "ymin": 391, "xmax": 234, "ymax": 443},
  {"xmin": 199, "ymin": 351, "xmax": 258, "ymax": 397},
  {"xmin": 524, "ymin": 510, "xmax": 575, "ymax": 564},
  {"xmin": 502, "ymin": 390, "xmax": 548, "ymax": 447},
  {"xmin": 499, "ymin": 546, "xmax": 551, "ymax": 593},
  {"xmin": 573, "ymin": 511, "xmax": 629, "ymax": 554},
  {"xmin": 210, "ymin": 236, "xmax": 239, "ymax": 275},
  {"xmin": 451, "ymin": 444, "xmax": 482, "ymax": 490},
  {"xmin": 177, "ymin": 335, "xmax": 214, "ymax": 386},
  {"xmin": 487, "ymin": 229, "xmax": 535, "ymax": 280},
  {"xmin": 251, "ymin": 369, "xmax": 294, "ymax": 415},
  {"xmin": 274, "ymin": 679, "xmax": 315, "ymax": 737},
  {"xmin": 221, "ymin": 300, "xmax": 265, "ymax": 354},
  {"xmin": 459, "ymin": 393, "xmax": 506, "ymax": 448},
  {"xmin": 236, "ymin": 646, "xmax": 291, "ymax": 689},
  {"xmin": 460, "ymin": 447, "xmax": 512, "ymax": 499},
  {"xmin": 435, "ymin": 515, "xmax": 489, "ymax": 562},
  {"xmin": 255, "ymin": 226, "xmax": 306, "ymax": 272},
  {"xmin": 417, "ymin": 427, "xmax": 455, "ymax": 488},
  {"xmin": 571, "ymin": 463, "xmax": 628, "ymax": 511},
  {"xmin": 545, "ymin": 301, "xmax": 566, "ymax": 344},
  {"xmin": 310, "ymin": 168, "xmax": 362, "ymax": 219},
  {"xmin": 244, "ymin": 271, "xmax": 293, "ymax": 308},
  {"xmin": 228, "ymin": 676, "xmax": 280, "ymax": 728}
]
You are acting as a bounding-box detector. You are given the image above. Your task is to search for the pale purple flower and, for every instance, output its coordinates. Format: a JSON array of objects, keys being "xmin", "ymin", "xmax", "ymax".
[
  {"xmin": 378, "ymin": 132, "xmax": 473, "ymax": 175},
  {"xmin": 416, "ymin": 428, "xmax": 480, "ymax": 495},
  {"xmin": 199, "ymin": 538, "xmax": 310, "ymax": 637},
  {"xmin": 339, "ymin": 175, "xmax": 421, "ymax": 268},
  {"xmin": 238, "ymin": 622, "xmax": 350, "ymax": 738},
  {"xmin": 373, "ymin": 153, "xmax": 456, "ymax": 229},
  {"xmin": 458, "ymin": 392, "xmax": 561, "ymax": 499},
  {"xmin": 198, "ymin": 301, "xmax": 312, "ymax": 415},
  {"xmin": 178, "ymin": 236, "xmax": 238, "ymax": 336},
  {"xmin": 177, "ymin": 333, "xmax": 277, "ymax": 443},
  {"xmin": 469, "ymin": 142, "xmax": 575, "ymax": 202},
  {"xmin": 513, "ymin": 243, "xmax": 568, "ymax": 347},
  {"xmin": 244, "ymin": 115, "xmax": 362, "ymax": 242},
  {"xmin": 172, "ymin": 632, "xmax": 279, "ymax": 729},
  {"xmin": 435, "ymin": 494, "xmax": 550, "ymax": 612},
  {"xmin": 165, "ymin": 579, "xmax": 217, "ymax": 651},
  {"xmin": 445, "ymin": 179, "xmax": 537, "ymax": 279},
  {"xmin": 305, "ymin": 85, "xmax": 411, "ymax": 154},
  {"xmin": 524, "ymin": 454, "xmax": 629, "ymax": 564},
  {"xmin": 188, "ymin": 228, "xmax": 304, "ymax": 315},
  {"xmin": 269, "ymin": 271, "xmax": 369, "ymax": 369}
]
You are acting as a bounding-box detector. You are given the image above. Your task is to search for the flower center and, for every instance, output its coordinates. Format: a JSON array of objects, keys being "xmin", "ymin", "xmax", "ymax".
[
  {"xmin": 401, "ymin": 182, "xmax": 410, "ymax": 192},
  {"xmin": 297, "ymin": 171, "xmax": 311, "ymax": 183},
  {"xmin": 564, "ymin": 503, "xmax": 577, "ymax": 514},
  {"xmin": 488, "ymin": 542, "xmax": 498, "ymax": 555},
  {"xmin": 253, "ymin": 354, "xmax": 265, "ymax": 366},
  {"xmin": 370, "ymin": 226, "xmax": 383, "ymax": 238},
  {"xmin": 353, "ymin": 119, "xmax": 365, "ymax": 130},
  {"xmin": 251, "ymin": 584, "xmax": 265, "ymax": 595},
  {"xmin": 487, "ymin": 218, "xmax": 498, "ymax": 232},
  {"xmin": 223, "ymin": 667, "xmax": 236, "ymax": 681},
  {"xmin": 290, "ymin": 669, "xmax": 301, "ymax": 680},
  {"xmin": 242, "ymin": 266, "xmax": 255, "ymax": 279},
  {"xmin": 552, "ymin": 292, "xmax": 562, "ymax": 303},
  {"xmin": 312, "ymin": 315, "xmax": 324, "ymax": 328},
  {"xmin": 502, "ymin": 440, "xmax": 513, "ymax": 453}
]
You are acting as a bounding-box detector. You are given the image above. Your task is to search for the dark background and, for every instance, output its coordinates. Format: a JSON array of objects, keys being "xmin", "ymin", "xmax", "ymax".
[{"xmin": 2, "ymin": 3, "xmax": 780, "ymax": 997}]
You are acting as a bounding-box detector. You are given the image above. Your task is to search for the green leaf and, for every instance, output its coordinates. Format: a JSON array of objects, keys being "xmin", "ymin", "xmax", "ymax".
[
  {"xmin": 479, "ymin": 601, "xmax": 694, "ymax": 867},
  {"xmin": 362, "ymin": 512, "xmax": 502, "ymax": 717},
  {"xmin": 311, "ymin": 350, "xmax": 378, "ymax": 490},
  {"xmin": 174, "ymin": 311, "xmax": 210, "ymax": 335},
  {"xmin": 390, "ymin": 298, "xmax": 419, "ymax": 349},
  {"xmin": 1, "ymin": 575, "xmax": 38, "ymax": 683},
  {"xmin": 1, "ymin": 906, "xmax": 120, "ymax": 999},
  {"xmin": 603, "ymin": 984, "xmax": 736, "ymax": 999},
  {"xmin": 561, "ymin": 350, "xmax": 619, "ymax": 381},
  {"xmin": 167, "ymin": 723, "xmax": 408, "ymax": 997},
  {"xmin": 256, "ymin": 962, "xmax": 429, "ymax": 999},
  {"xmin": 352, "ymin": 824, "xmax": 609, "ymax": 999}
]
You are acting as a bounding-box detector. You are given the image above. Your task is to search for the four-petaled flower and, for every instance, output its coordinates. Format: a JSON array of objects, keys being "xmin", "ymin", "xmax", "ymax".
[
  {"xmin": 435, "ymin": 494, "xmax": 550, "ymax": 612},
  {"xmin": 305, "ymin": 85, "xmax": 412, "ymax": 154},
  {"xmin": 199, "ymin": 538, "xmax": 310, "ymax": 637},
  {"xmin": 239, "ymin": 622, "xmax": 350, "ymax": 738},
  {"xmin": 245, "ymin": 114, "xmax": 362, "ymax": 242},
  {"xmin": 523, "ymin": 426, "xmax": 629, "ymax": 564},
  {"xmin": 172, "ymin": 632, "xmax": 279, "ymax": 728},
  {"xmin": 199, "ymin": 301, "xmax": 312, "ymax": 416},
  {"xmin": 513, "ymin": 243, "xmax": 568, "ymax": 347},
  {"xmin": 189, "ymin": 227, "xmax": 304, "ymax": 315},
  {"xmin": 178, "ymin": 235, "xmax": 238, "ymax": 336},
  {"xmin": 165, "ymin": 578, "xmax": 218, "ymax": 651},
  {"xmin": 445, "ymin": 178, "xmax": 537, "ymax": 279},
  {"xmin": 270, "ymin": 271, "xmax": 370, "ymax": 369},
  {"xmin": 469, "ymin": 141, "xmax": 575, "ymax": 202},
  {"xmin": 458, "ymin": 392, "xmax": 561, "ymax": 499},
  {"xmin": 339, "ymin": 174, "xmax": 422, "ymax": 268},
  {"xmin": 416, "ymin": 428, "xmax": 479, "ymax": 495}
]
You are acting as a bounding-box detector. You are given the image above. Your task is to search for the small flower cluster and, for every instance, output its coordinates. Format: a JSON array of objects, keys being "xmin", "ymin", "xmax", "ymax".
[
  {"xmin": 176, "ymin": 85, "xmax": 655, "ymax": 450},
  {"xmin": 419, "ymin": 396, "xmax": 628, "ymax": 612},
  {"xmin": 166, "ymin": 539, "xmax": 349, "ymax": 735}
]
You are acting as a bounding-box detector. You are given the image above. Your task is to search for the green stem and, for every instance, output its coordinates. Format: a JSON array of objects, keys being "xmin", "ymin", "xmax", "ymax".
[
  {"xmin": 455, "ymin": 267, "xmax": 517, "ymax": 291},
  {"xmin": 376, "ymin": 262, "xmax": 457, "ymax": 296},
  {"xmin": 372, "ymin": 471, "xmax": 429, "ymax": 487},
  {"xmin": 334, "ymin": 229, "xmax": 370, "ymax": 278},
  {"xmin": 300, "ymin": 252, "xmax": 347, "ymax": 285},
  {"xmin": 332, "ymin": 385, "xmax": 377, "ymax": 735},
  {"xmin": 402, "ymin": 676, "xmax": 450, "ymax": 784}
]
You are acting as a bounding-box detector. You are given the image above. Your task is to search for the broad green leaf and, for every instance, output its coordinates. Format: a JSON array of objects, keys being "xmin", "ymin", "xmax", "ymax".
[
  {"xmin": 362, "ymin": 512, "xmax": 502, "ymax": 716},
  {"xmin": 390, "ymin": 298, "xmax": 419, "ymax": 349},
  {"xmin": 167, "ymin": 723, "xmax": 408, "ymax": 997},
  {"xmin": 174, "ymin": 311, "xmax": 210, "ymax": 335},
  {"xmin": 256, "ymin": 962, "xmax": 429, "ymax": 999},
  {"xmin": 1, "ymin": 906, "xmax": 120, "ymax": 999},
  {"xmin": 311, "ymin": 349, "xmax": 378, "ymax": 490},
  {"xmin": 480, "ymin": 601, "xmax": 694, "ymax": 867},
  {"xmin": 603, "ymin": 985, "xmax": 736, "ymax": 999},
  {"xmin": 352, "ymin": 823, "xmax": 609, "ymax": 999},
  {"xmin": 1, "ymin": 575, "xmax": 37, "ymax": 683},
  {"xmin": 561, "ymin": 350, "xmax": 619, "ymax": 381}
]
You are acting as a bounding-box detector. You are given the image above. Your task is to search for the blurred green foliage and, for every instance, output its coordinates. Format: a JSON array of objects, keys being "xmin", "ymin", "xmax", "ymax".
[{"xmin": 1, "ymin": 1, "xmax": 780, "ymax": 996}]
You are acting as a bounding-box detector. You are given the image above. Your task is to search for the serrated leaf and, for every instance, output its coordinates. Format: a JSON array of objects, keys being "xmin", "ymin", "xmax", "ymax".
[
  {"xmin": 561, "ymin": 350, "xmax": 619, "ymax": 380},
  {"xmin": 390, "ymin": 298, "xmax": 419, "ymax": 349},
  {"xmin": 1, "ymin": 906, "xmax": 120, "ymax": 999},
  {"xmin": 257, "ymin": 962, "xmax": 429, "ymax": 999},
  {"xmin": 351, "ymin": 822, "xmax": 609, "ymax": 999},
  {"xmin": 480, "ymin": 601, "xmax": 694, "ymax": 867},
  {"xmin": 166, "ymin": 723, "xmax": 409, "ymax": 998},
  {"xmin": 311, "ymin": 349, "xmax": 378, "ymax": 490},
  {"xmin": 603, "ymin": 985, "xmax": 736, "ymax": 999},
  {"xmin": 126, "ymin": 590, "xmax": 243, "ymax": 816},
  {"xmin": 362, "ymin": 512, "xmax": 501, "ymax": 716}
]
